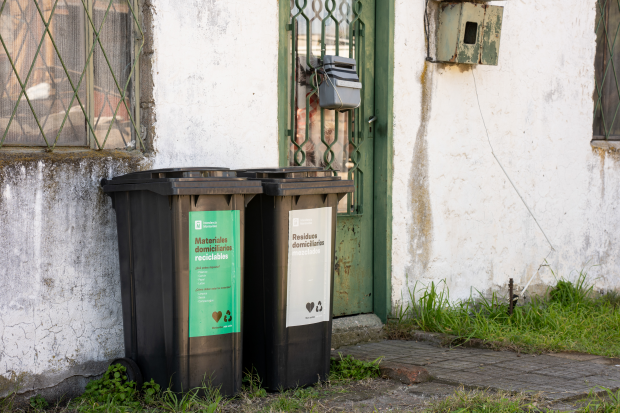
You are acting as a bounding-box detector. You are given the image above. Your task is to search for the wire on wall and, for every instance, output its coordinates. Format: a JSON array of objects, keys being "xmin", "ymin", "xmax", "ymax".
[{"xmin": 471, "ymin": 70, "xmax": 555, "ymax": 298}]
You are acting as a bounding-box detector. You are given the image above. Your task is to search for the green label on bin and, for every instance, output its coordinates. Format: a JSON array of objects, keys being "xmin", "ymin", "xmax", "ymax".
[{"xmin": 188, "ymin": 210, "xmax": 241, "ymax": 338}]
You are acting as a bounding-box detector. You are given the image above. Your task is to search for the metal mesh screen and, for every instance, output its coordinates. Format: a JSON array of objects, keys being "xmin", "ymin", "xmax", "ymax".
[{"xmin": 0, "ymin": 0, "xmax": 142, "ymax": 150}]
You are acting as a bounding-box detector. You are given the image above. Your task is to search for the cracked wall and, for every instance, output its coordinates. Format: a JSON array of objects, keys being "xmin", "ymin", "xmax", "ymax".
[
  {"xmin": 393, "ymin": 0, "xmax": 620, "ymax": 307},
  {"xmin": 0, "ymin": 152, "xmax": 146, "ymax": 398}
]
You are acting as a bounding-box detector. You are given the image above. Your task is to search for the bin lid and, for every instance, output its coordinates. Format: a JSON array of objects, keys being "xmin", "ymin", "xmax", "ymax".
[
  {"xmin": 236, "ymin": 167, "xmax": 354, "ymax": 197},
  {"xmin": 236, "ymin": 167, "xmax": 335, "ymax": 180},
  {"xmin": 102, "ymin": 167, "xmax": 263, "ymax": 196}
]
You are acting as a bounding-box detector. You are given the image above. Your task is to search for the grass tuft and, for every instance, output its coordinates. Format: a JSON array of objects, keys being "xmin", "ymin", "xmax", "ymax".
[
  {"xmin": 423, "ymin": 388, "xmax": 541, "ymax": 413},
  {"xmin": 264, "ymin": 387, "xmax": 320, "ymax": 412},
  {"xmin": 601, "ymin": 290, "xmax": 620, "ymax": 310},
  {"xmin": 241, "ymin": 368, "xmax": 268, "ymax": 399},
  {"xmin": 548, "ymin": 270, "xmax": 593, "ymax": 306},
  {"xmin": 329, "ymin": 353, "xmax": 382, "ymax": 382},
  {"xmin": 580, "ymin": 387, "xmax": 620, "ymax": 412},
  {"xmin": 29, "ymin": 395, "xmax": 49, "ymax": 411},
  {"xmin": 388, "ymin": 271, "xmax": 620, "ymax": 357}
]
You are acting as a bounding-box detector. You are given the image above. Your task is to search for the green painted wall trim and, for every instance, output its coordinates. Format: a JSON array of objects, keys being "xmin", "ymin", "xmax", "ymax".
[
  {"xmin": 373, "ymin": 0, "xmax": 394, "ymax": 323},
  {"xmin": 278, "ymin": 0, "xmax": 291, "ymax": 167}
]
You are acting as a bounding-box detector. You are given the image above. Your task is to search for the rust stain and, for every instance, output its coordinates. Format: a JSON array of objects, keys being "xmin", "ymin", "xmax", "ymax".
[
  {"xmin": 407, "ymin": 61, "xmax": 434, "ymax": 279},
  {"xmin": 591, "ymin": 144, "xmax": 620, "ymax": 199}
]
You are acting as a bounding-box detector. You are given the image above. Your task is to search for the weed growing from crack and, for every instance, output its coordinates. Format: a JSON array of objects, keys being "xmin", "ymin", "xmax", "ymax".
[
  {"xmin": 241, "ymin": 368, "xmax": 268, "ymax": 399},
  {"xmin": 329, "ymin": 353, "xmax": 382, "ymax": 382},
  {"xmin": 71, "ymin": 363, "xmax": 141, "ymax": 410}
]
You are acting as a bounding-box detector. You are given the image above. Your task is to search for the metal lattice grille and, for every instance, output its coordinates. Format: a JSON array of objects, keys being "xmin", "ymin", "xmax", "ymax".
[
  {"xmin": 594, "ymin": 0, "xmax": 620, "ymax": 140},
  {"xmin": 288, "ymin": 0, "xmax": 365, "ymax": 214},
  {"xmin": 0, "ymin": 0, "xmax": 142, "ymax": 150}
]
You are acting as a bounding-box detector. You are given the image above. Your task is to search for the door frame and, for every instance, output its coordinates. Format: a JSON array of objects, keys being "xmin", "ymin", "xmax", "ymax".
[{"xmin": 277, "ymin": 0, "xmax": 394, "ymax": 322}]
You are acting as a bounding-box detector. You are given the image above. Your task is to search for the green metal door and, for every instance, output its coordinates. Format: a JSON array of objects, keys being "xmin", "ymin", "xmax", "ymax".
[{"xmin": 280, "ymin": 0, "xmax": 375, "ymax": 316}]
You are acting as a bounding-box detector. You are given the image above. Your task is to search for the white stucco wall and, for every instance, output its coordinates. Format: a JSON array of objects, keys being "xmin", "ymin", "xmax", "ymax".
[
  {"xmin": 150, "ymin": 0, "xmax": 279, "ymax": 169},
  {"xmin": 392, "ymin": 0, "xmax": 620, "ymax": 308},
  {"xmin": 0, "ymin": 154, "xmax": 144, "ymax": 397},
  {"xmin": 0, "ymin": 0, "xmax": 279, "ymax": 397}
]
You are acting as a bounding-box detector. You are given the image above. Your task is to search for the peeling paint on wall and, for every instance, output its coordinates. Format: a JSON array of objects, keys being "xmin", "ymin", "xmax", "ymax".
[{"xmin": 0, "ymin": 151, "xmax": 147, "ymax": 397}]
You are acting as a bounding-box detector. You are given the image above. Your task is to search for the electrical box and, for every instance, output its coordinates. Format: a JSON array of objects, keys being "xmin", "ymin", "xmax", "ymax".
[{"xmin": 436, "ymin": 2, "xmax": 504, "ymax": 65}]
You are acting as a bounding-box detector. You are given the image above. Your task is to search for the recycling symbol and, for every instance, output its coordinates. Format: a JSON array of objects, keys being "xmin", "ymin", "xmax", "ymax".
[
  {"xmin": 316, "ymin": 301, "xmax": 323, "ymax": 313},
  {"xmin": 224, "ymin": 310, "xmax": 232, "ymax": 322}
]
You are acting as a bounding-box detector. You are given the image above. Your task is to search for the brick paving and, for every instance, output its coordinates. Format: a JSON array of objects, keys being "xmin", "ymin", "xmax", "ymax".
[{"xmin": 332, "ymin": 340, "xmax": 620, "ymax": 402}]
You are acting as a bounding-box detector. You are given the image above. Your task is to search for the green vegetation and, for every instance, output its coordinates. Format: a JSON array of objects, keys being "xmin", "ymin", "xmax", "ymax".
[
  {"xmin": 70, "ymin": 363, "xmax": 144, "ymax": 411},
  {"xmin": 235, "ymin": 356, "xmax": 379, "ymax": 411},
  {"xmin": 29, "ymin": 395, "xmax": 49, "ymax": 411},
  {"xmin": 423, "ymin": 387, "xmax": 620, "ymax": 413},
  {"xmin": 9, "ymin": 364, "xmax": 223, "ymax": 413},
  {"xmin": 0, "ymin": 359, "xmax": 369, "ymax": 413},
  {"xmin": 389, "ymin": 271, "xmax": 620, "ymax": 357},
  {"xmin": 260, "ymin": 387, "xmax": 321, "ymax": 412},
  {"xmin": 241, "ymin": 368, "xmax": 268, "ymax": 399},
  {"xmin": 580, "ymin": 387, "xmax": 620, "ymax": 413},
  {"xmin": 423, "ymin": 388, "xmax": 540, "ymax": 413},
  {"xmin": 4, "ymin": 363, "xmax": 620, "ymax": 412},
  {"xmin": 329, "ymin": 353, "xmax": 383, "ymax": 382}
]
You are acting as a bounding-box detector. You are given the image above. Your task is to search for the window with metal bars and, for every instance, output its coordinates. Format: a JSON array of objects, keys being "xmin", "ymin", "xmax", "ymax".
[
  {"xmin": 0, "ymin": 0, "xmax": 143, "ymax": 150},
  {"xmin": 594, "ymin": 0, "xmax": 620, "ymax": 140}
]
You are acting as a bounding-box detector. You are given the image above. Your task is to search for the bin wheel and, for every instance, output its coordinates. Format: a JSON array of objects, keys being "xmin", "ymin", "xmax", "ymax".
[{"xmin": 110, "ymin": 357, "xmax": 144, "ymax": 389}]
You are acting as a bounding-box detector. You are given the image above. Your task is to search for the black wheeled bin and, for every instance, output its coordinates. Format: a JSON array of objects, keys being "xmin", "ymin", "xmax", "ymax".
[
  {"xmin": 236, "ymin": 167, "xmax": 354, "ymax": 390},
  {"xmin": 102, "ymin": 168, "xmax": 263, "ymax": 396}
]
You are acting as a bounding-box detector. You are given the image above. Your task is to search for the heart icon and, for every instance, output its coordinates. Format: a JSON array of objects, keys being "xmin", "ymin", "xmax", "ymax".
[
  {"xmin": 212, "ymin": 311, "xmax": 222, "ymax": 323},
  {"xmin": 306, "ymin": 302, "xmax": 315, "ymax": 313}
]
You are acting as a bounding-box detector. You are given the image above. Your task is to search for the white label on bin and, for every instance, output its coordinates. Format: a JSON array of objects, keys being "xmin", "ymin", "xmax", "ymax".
[{"xmin": 286, "ymin": 207, "xmax": 332, "ymax": 328}]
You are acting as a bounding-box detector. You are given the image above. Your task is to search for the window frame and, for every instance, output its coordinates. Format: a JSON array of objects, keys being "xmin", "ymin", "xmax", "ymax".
[
  {"xmin": 593, "ymin": 0, "xmax": 620, "ymax": 141},
  {"xmin": 0, "ymin": 0, "xmax": 143, "ymax": 151}
]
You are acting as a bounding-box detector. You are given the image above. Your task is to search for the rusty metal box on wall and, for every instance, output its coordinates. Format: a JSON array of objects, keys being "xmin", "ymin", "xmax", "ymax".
[{"xmin": 436, "ymin": 2, "xmax": 504, "ymax": 65}]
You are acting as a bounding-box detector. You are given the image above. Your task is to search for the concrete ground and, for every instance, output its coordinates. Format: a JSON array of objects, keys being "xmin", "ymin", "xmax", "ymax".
[
  {"xmin": 327, "ymin": 339, "xmax": 620, "ymax": 411},
  {"xmin": 229, "ymin": 338, "xmax": 620, "ymax": 412}
]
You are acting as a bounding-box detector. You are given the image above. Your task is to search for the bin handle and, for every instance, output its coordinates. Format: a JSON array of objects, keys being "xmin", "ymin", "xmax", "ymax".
[{"xmin": 244, "ymin": 194, "xmax": 257, "ymax": 207}]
